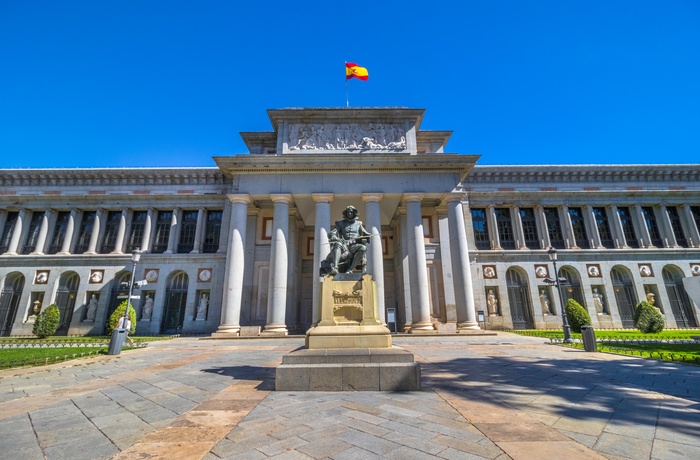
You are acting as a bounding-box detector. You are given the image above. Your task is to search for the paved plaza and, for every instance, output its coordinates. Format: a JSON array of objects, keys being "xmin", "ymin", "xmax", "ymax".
[{"xmin": 0, "ymin": 333, "xmax": 698, "ymax": 459}]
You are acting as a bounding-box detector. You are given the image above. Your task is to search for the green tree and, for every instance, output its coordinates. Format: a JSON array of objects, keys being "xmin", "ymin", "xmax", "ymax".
[
  {"xmin": 635, "ymin": 301, "xmax": 665, "ymax": 333},
  {"xmin": 32, "ymin": 304, "xmax": 61, "ymax": 338},
  {"xmin": 107, "ymin": 300, "xmax": 137, "ymax": 334},
  {"xmin": 564, "ymin": 298, "xmax": 591, "ymax": 333}
]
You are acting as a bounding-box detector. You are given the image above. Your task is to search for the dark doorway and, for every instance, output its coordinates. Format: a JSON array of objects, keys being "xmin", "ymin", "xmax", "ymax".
[
  {"xmin": 55, "ymin": 272, "xmax": 80, "ymax": 335},
  {"xmin": 0, "ymin": 273, "xmax": 24, "ymax": 336},
  {"xmin": 161, "ymin": 272, "xmax": 188, "ymax": 334},
  {"xmin": 506, "ymin": 268, "xmax": 534, "ymax": 329},
  {"xmin": 663, "ymin": 266, "xmax": 697, "ymax": 328},
  {"xmin": 611, "ymin": 267, "xmax": 637, "ymax": 328}
]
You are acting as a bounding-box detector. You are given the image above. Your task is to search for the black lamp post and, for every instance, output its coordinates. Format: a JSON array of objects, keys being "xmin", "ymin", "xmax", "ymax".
[
  {"xmin": 122, "ymin": 248, "xmax": 141, "ymax": 335},
  {"xmin": 546, "ymin": 247, "xmax": 574, "ymax": 343}
]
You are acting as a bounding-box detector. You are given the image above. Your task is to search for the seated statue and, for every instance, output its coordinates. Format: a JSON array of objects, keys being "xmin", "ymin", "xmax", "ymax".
[{"xmin": 320, "ymin": 205, "xmax": 372, "ymax": 276}]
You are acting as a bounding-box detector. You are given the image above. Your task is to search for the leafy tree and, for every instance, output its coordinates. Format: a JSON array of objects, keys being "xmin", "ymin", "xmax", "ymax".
[
  {"xmin": 32, "ymin": 304, "xmax": 61, "ymax": 338},
  {"xmin": 564, "ymin": 298, "xmax": 591, "ymax": 333},
  {"xmin": 107, "ymin": 300, "xmax": 137, "ymax": 335},
  {"xmin": 635, "ymin": 301, "xmax": 665, "ymax": 333}
]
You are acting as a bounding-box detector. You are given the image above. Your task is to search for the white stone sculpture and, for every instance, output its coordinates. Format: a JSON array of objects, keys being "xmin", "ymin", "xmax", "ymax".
[
  {"xmin": 142, "ymin": 295, "xmax": 153, "ymax": 321},
  {"xmin": 487, "ymin": 289, "xmax": 498, "ymax": 316},
  {"xmin": 288, "ymin": 123, "xmax": 406, "ymax": 151},
  {"xmin": 196, "ymin": 293, "xmax": 208, "ymax": 320},
  {"xmin": 540, "ymin": 289, "xmax": 550, "ymax": 315},
  {"xmin": 85, "ymin": 294, "xmax": 98, "ymax": 322},
  {"xmin": 593, "ymin": 287, "xmax": 605, "ymax": 314}
]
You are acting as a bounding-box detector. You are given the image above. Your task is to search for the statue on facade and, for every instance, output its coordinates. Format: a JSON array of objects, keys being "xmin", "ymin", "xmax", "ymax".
[
  {"xmin": 85, "ymin": 294, "xmax": 98, "ymax": 321},
  {"xmin": 320, "ymin": 205, "xmax": 372, "ymax": 276},
  {"xmin": 196, "ymin": 293, "xmax": 209, "ymax": 320},
  {"xmin": 646, "ymin": 291, "xmax": 655, "ymax": 305},
  {"xmin": 592, "ymin": 287, "xmax": 605, "ymax": 314},
  {"xmin": 487, "ymin": 289, "xmax": 498, "ymax": 316},
  {"xmin": 142, "ymin": 294, "xmax": 154, "ymax": 320},
  {"xmin": 539, "ymin": 289, "xmax": 551, "ymax": 315}
]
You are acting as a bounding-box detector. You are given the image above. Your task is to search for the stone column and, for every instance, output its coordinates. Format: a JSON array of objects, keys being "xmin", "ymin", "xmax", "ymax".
[
  {"xmin": 681, "ymin": 204, "xmax": 700, "ymax": 248},
  {"xmin": 111, "ymin": 208, "xmax": 128, "ymax": 254},
  {"xmin": 404, "ymin": 193, "xmax": 433, "ymax": 331},
  {"xmin": 141, "ymin": 208, "xmax": 154, "ymax": 253},
  {"xmin": 59, "ymin": 209, "xmax": 78, "ymax": 254},
  {"xmin": 397, "ymin": 210, "xmax": 413, "ymax": 330},
  {"xmin": 363, "ymin": 193, "xmax": 386, "ymax": 324},
  {"xmin": 511, "ymin": 206, "xmax": 527, "ymax": 249},
  {"xmin": 436, "ymin": 208, "xmax": 456, "ymax": 323},
  {"xmin": 217, "ymin": 195, "xmax": 251, "ymax": 335},
  {"xmin": 486, "ymin": 205, "xmax": 501, "ymax": 249},
  {"xmin": 610, "ymin": 205, "xmax": 627, "ymax": 248},
  {"xmin": 634, "ymin": 204, "xmax": 652, "ymax": 248},
  {"xmin": 0, "ymin": 212, "xmax": 6, "ymax": 245},
  {"xmin": 31, "ymin": 210, "xmax": 52, "ymax": 255},
  {"xmin": 446, "ymin": 194, "xmax": 479, "ymax": 330},
  {"xmin": 585, "ymin": 205, "xmax": 603, "ymax": 248},
  {"xmin": 191, "ymin": 208, "xmax": 205, "ymax": 253},
  {"xmin": 86, "ymin": 209, "xmax": 102, "ymax": 254},
  {"xmin": 657, "ymin": 205, "xmax": 679, "ymax": 248},
  {"xmin": 218, "ymin": 201, "xmax": 232, "ymax": 254},
  {"xmin": 312, "ymin": 193, "xmax": 333, "ymax": 324},
  {"xmin": 535, "ymin": 205, "xmax": 550, "ymax": 248},
  {"xmin": 164, "ymin": 208, "xmax": 180, "ymax": 254},
  {"xmin": 6, "ymin": 209, "xmax": 25, "ymax": 255},
  {"xmin": 264, "ymin": 194, "xmax": 292, "ymax": 334},
  {"xmin": 559, "ymin": 205, "xmax": 576, "ymax": 248}
]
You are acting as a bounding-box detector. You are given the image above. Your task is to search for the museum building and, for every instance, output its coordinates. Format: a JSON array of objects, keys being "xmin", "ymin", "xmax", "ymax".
[{"xmin": 0, "ymin": 107, "xmax": 699, "ymax": 337}]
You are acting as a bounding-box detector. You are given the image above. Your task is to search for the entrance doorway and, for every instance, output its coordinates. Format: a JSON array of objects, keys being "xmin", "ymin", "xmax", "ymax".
[
  {"xmin": 506, "ymin": 268, "xmax": 534, "ymax": 329},
  {"xmin": 611, "ymin": 267, "xmax": 637, "ymax": 328},
  {"xmin": 55, "ymin": 272, "xmax": 79, "ymax": 335},
  {"xmin": 161, "ymin": 272, "xmax": 188, "ymax": 334},
  {"xmin": 0, "ymin": 273, "xmax": 24, "ymax": 336}
]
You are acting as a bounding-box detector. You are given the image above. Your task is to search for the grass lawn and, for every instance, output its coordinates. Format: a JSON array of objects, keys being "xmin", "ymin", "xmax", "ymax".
[
  {"xmin": 512, "ymin": 329, "xmax": 700, "ymax": 340},
  {"xmin": 0, "ymin": 336, "xmax": 171, "ymax": 345}
]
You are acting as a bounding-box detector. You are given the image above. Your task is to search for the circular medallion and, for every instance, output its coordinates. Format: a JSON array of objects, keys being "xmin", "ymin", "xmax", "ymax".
[{"xmin": 199, "ymin": 269, "xmax": 212, "ymax": 282}]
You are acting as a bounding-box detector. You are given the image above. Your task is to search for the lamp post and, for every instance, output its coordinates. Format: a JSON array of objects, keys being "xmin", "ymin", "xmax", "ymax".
[
  {"xmin": 109, "ymin": 249, "xmax": 140, "ymax": 355},
  {"xmin": 122, "ymin": 248, "xmax": 141, "ymax": 338},
  {"xmin": 547, "ymin": 247, "xmax": 574, "ymax": 343}
]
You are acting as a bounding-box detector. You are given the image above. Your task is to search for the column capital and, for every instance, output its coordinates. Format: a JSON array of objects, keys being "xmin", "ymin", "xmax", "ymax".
[
  {"xmin": 401, "ymin": 192, "xmax": 424, "ymax": 205},
  {"xmin": 270, "ymin": 194, "xmax": 294, "ymax": 205},
  {"xmin": 226, "ymin": 194, "xmax": 253, "ymax": 205},
  {"xmin": 362, "ymin": 193, "xmax": 384, "ymax": 203},
  {"xmin": 312, "ymin": 193, "xmax": 334, "ymax": 203},
  {"xmin": 442, "ymin": 192, "xmax": 466, "ymax": 205}
]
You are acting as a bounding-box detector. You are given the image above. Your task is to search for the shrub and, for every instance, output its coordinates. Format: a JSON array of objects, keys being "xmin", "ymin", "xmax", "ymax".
[
  {"xmin": 565, "ymin": 298, "xmax": 591, "ymax": 333},
  {"xmin": 32, "ymin": 304, "xmax": 61, "ymax": 338},
  {"xmin": 635, "ymin": 301, "xmax": 665, "ymax": 333},
  {"xmin": 107, "ymin": 300, "xmax": 137, "ymax": 335}
]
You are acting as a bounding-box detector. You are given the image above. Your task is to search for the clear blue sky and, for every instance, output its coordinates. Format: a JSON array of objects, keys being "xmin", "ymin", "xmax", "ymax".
[{"xmin": 1, "ymin": 1, "xmax": 698, "ymax": 168}]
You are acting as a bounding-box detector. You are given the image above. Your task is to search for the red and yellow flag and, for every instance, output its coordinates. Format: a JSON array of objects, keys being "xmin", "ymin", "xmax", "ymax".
[{"xmin": 346, "ymin": 62, "xmax": 368, "ymax": 81}]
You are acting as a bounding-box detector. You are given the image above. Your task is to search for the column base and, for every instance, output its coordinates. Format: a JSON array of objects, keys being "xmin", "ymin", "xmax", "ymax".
[
  {"xmin": 212, "ymin": 326, "xmax": 240, "ymax": 337},
  {"xmin": 262, "ymin": 325, "xmax": 288, "ymax": 336},
  {"xmin": 457, "ymin": 322, "xmax": 481, "ymax": 331},
  {"xmin": 110, "ymin": 250, "xmax": 124, "ymax": 255},
  {"xmin": 410, "ymin": 321, "xmax": 437, "ymax": 334}
]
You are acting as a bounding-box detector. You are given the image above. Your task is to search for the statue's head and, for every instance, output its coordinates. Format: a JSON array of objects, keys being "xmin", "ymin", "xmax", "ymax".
[{"xmin": 342, "ymin": 205, "xmax": 358, "ymax": 219}]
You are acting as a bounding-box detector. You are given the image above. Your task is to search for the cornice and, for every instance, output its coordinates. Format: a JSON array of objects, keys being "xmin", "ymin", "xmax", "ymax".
[{"xmin": 0, "ymin": 168, "xmax": 225, "ymax": 187}]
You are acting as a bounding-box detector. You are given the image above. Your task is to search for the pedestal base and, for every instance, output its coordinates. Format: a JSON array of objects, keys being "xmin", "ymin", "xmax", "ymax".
[
  {"xmin": 305, "ymin": 324, "xmax": 391, "ymax": 349},
  {"xmin": 276, "ymin": 347, "xmax": 421, "ymax": 391}
]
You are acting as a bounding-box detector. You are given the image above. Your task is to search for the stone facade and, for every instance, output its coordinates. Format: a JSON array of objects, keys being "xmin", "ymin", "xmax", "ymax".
[{"xmin": 0, "ymin": 107, "xmax": 698, "ymax": 336}]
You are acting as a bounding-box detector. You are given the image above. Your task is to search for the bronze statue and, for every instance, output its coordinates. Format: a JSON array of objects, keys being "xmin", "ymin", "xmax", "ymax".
[{"xmin": 320, "ymin": 205, "xmax": 372, "ymax": 276}]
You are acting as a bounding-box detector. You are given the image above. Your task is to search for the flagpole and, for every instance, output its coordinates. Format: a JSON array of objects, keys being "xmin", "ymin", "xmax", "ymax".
[{"xmin": 345, "ymin": 62, "xmax": 349, "ymax": 107}]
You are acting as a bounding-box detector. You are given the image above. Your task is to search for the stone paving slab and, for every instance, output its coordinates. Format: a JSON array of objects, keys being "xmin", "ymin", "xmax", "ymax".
[{"xmin": 0, "ymin": 334, "xmax": 699, "ymax": 458}]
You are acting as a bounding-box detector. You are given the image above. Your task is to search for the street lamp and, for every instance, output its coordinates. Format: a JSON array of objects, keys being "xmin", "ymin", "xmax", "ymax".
[
  {"xmin": 108, "ymin": 249, "xmax": 141, "ymax": 355},
  {"xmin": 122, "ymin": 248, "xmax": 141, "ymax": 338},
  {"xmin": 546, "ymin": 247, "xmax": 574, "ymax": 343}
]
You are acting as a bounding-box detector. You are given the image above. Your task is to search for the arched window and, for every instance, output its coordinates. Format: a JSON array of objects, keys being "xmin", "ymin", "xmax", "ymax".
[
  {"xmin": 55, "ymin": 272, "xmax": 80, "ymax": 335},
  {"xmin": 663, "ymin": 266, "xmax": 697, "ymax": 328},
  {"xmin": 0, "ymin": 273, "xmax": 25, "ymax": 336},
  {"xmin": 162, "ymin": 272, "xmax": 189, "ymax": 334},
  {"xmin": 611, "ymin": 267, "xmax": 637, "ymax": 328},
  {"xmin": 559, "ymin": 266, "xmax": 585, "ymax": 308},
  {"xmin": 506, "ymin": 268, "xmax": 534, "ymax": 329}
]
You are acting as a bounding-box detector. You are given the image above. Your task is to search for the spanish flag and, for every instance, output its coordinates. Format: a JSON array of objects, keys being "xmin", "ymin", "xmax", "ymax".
[{"xmin": 346, "ymin": 62, "xmax": 368, "ymax": 81}]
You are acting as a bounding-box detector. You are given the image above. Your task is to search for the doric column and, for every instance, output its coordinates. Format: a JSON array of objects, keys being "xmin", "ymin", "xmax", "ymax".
[
  {"xmin": 437, "ymin": 208, "xmax": 457, "ymax": 322},
  {"xmin": 264, "ymin": 194, "xmax": 292, "ymax": 334},
  {"xmin": 217, "ymin": 201, "xmax": 232, "ymax": 254},
  {"xmin": 657, "ymin": 205, "xmax": 679, "ymax": 248},
  {"xmin": 164, "ymin": 208, "xmax": 180, "ymax": 254},
  {"xmin": 86, "ymin": 209, "xmax": 102, "ymax": 254},
  {"xmin": 363, "ymin": 193, "xmax": 386, "ymax": 324},
  {"xmin": 312, "ymin": 193, "xmax": 333, "ymax": 324},
  {"xmin": 559, "ymin": 205, "xmax": 576, "ymax": 248},
  {"xmin": 6, "ymin": 209, "xmax": 26, "ymax": 255},
  {"xmin": 681, "ymin": 204, "xmax": 700, "ymax": 248},
  {"xmin": 511, "ymin": 206, "xmax": 527, "ymax": 250},
  {"xmin": 535, "ymin": 205, "xmax": 550, "ymax": 248},
  {"xmin": 486, "ymin": 205, "xmax": 501, "ymax": 249},
  {"xmin": 141, "ymin": 208, "xmax": 154, "ymax": 253},
  {"xmin": 31, "ymin": 210, "xmax": 52, "ymax": 255},
  {"xmin": 397, "ymin": 210, "xmax": 413, "ymax": 330},
  {"xmin": 217, "ymin": 195, "xmax": 252, "ymax": 334},
  {"xmin": 403, "ymin": 193, "xmax": 433, "ymax": 331},
  {"xmin": 111, "ymin": 208, "xmax": 128, "ymax": 254},
  {"xmin": 633, "ymin": 204, "xmax": 652, "ymax": 248},
  {"xmin": 59, "ymin": 209, "xmax": 78, "ymax": 254},
  {"xmin": 446, "ymin": 194, "xmax": 479, "ymax": 330},
  {"xmin": 190, "ymin": 208, "xmax": 206, "ymax": 254},
  {"xmin": 585, "ymin": 205, "xmax": 603, "ymax": 248},
  {"xmin": 610, "ymin": 205, "xmax": 627, "ymax": 248}
]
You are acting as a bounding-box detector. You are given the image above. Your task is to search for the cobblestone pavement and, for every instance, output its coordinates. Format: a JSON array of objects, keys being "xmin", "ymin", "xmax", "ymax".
[{"xmin": 0, "ymin": 333, "xmax": 698, "ymax": 459}]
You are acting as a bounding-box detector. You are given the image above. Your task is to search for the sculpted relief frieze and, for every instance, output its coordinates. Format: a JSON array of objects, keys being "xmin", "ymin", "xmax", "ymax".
[{"xmin": 288, "ymin": 123, "xmax": 407, "ymax": 151}]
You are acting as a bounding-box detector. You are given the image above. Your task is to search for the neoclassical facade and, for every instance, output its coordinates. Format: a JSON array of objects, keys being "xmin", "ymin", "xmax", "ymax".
[{"xmin": 0, "ymin": 107, "xmax": 698, "ymax": 336}]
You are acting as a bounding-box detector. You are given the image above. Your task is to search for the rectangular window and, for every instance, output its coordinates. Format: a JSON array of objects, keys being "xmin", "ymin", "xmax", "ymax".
[
  {"xmin": 617, "ymin": 207, "xmax": 639, "ymax": 248},
  {"xmin": 100, "ymin": 211, "xmax": 122, "ymax": 254},
  {"xmin": 47, "ymin": 211, "xmax": 70, "ymax": 254},
  {"xmin": 178, "ymin": 210, "xmax": 199, "ymax": 253},
  {"xmin": 470, "ymin": 208, "xmax": 490, "ymax": 250},
  {"xmin": 152, "ymin": 211, "xmax": 172, "ymax": 254},
  {"xmin": 568, "ymin": 207, "xmax": 590, "ymax": 249},
  {"xmin": 21, "ymin": 212, "xmax": 44, "ymax": 254},
  {"xmin": 74, "ymin": 211, "xmax": 96, "ymax": 254},
  {"xmin": 667, "ymin": 206, "xmax": 687, "ymax": 247},
  {"xmin": 519, "ymin": 208, "xmax": 539, "ymax": 249},
  {"xmin": 494, "ymin": 208, "xmax": 515, "ymax": 249},
  {"xmin": 641, "ymin": 207, "xmax": 663, "ymax": 247},
  {"xmin": 691, "ymin": 206, "xmax": 700, "ymax": 237},
  {"xmin": 544, "ymin": 207, "xmax": 565, "ymax": 249},
  {"xmin": 593, "ymin": 207, "xmax": 614, "ymax": 248},
  {"xmin": 202, "ymin": 210, "xmax": 222, "ymax": 253},
  {"xmin": 0, "ymin": 211, "xmax": 18, "ymax": 253},
  {"xmin": 128, "ymin": 211, "xmax": 148, "ymax": 252}
]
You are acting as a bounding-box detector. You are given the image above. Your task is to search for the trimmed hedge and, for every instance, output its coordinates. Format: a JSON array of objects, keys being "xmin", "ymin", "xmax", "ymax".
[
  {"xmin": 564, "ymin": 299, "xmax": 591, "ymax": 333},
  {"xmin": 635, "ymin": 301, "xmax": 665, "ymax": 333},
  {"xmin": 33, "ymin": 304, "xmax": 61, "ymax": 338},
  {"xmin": 107, "ymin": 300, "xmax": 137, "ymax": 335}
]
